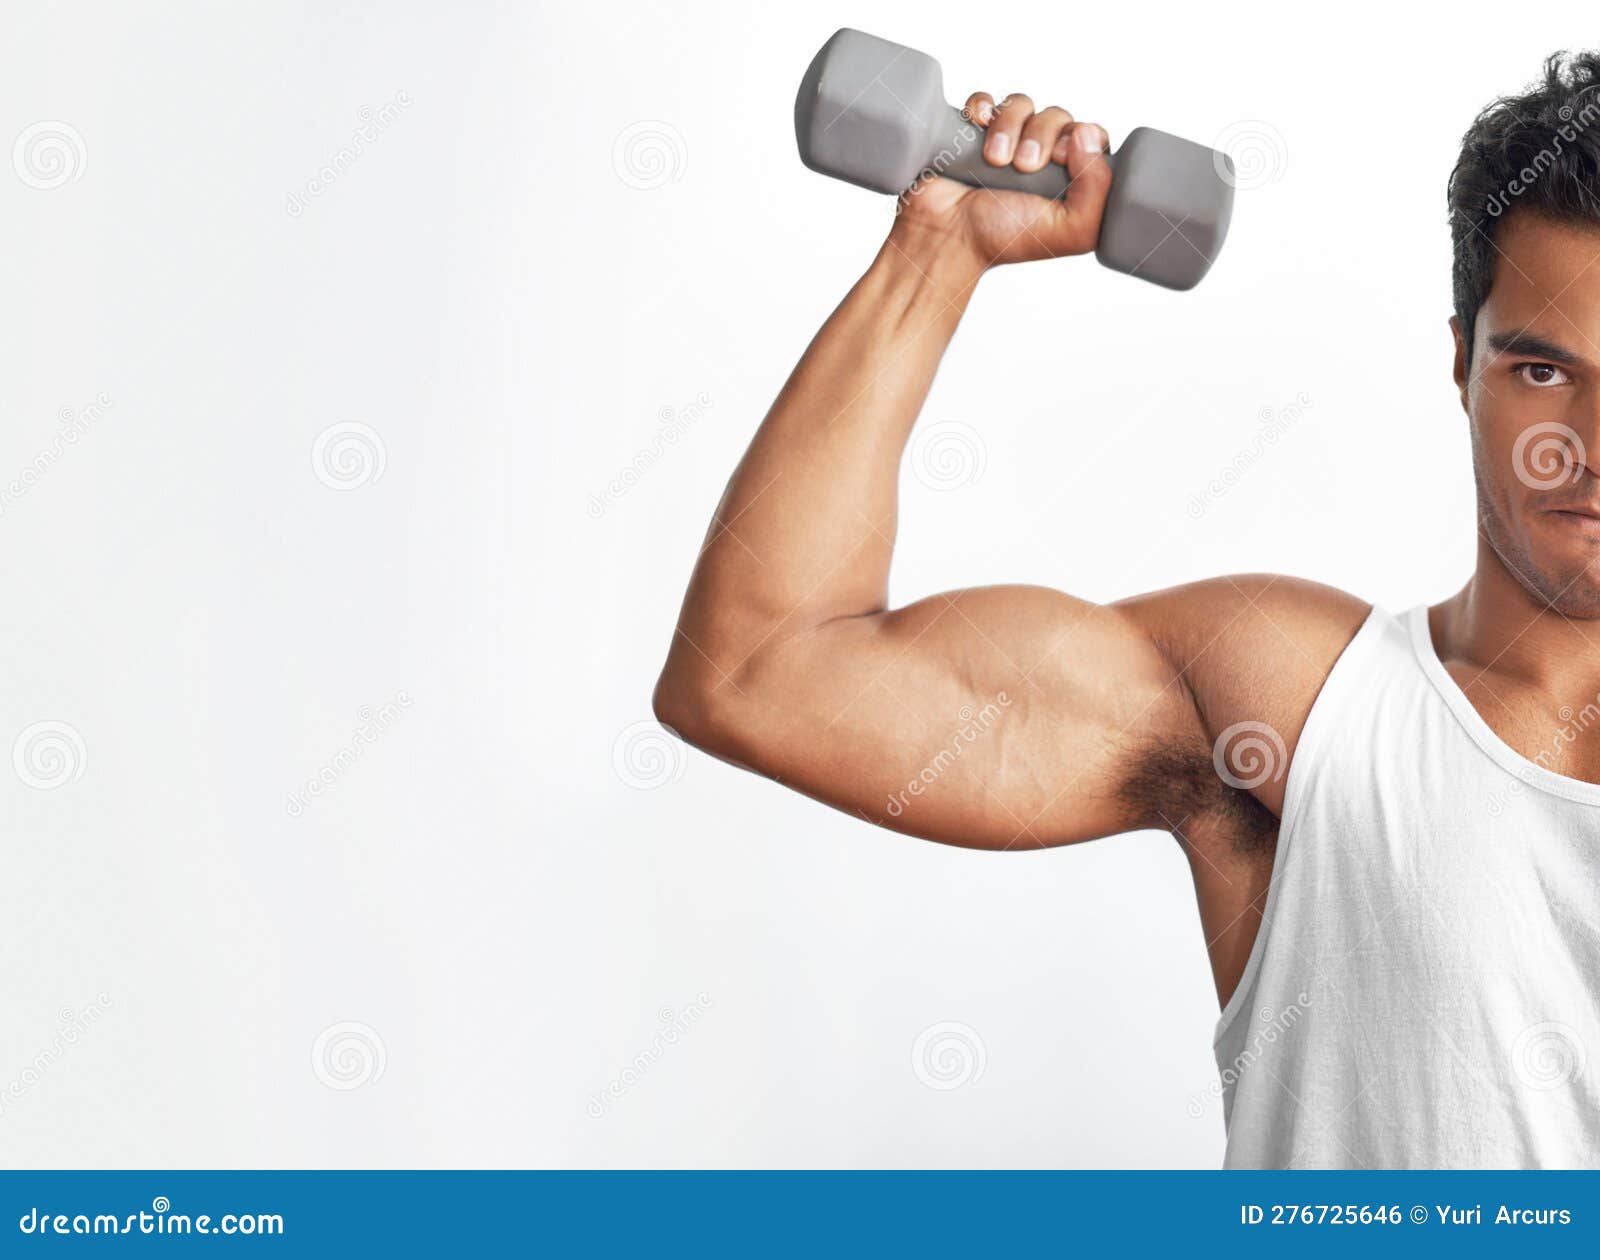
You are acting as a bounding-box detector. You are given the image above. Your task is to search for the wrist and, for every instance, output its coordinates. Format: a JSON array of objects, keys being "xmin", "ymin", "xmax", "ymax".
[{"xmin": 876, "ymin": 216, "xmax": 988, "ymax": 305}]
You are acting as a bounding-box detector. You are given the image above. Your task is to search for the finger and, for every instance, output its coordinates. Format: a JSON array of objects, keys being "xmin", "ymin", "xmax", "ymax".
[
  {"xmin": 1052, "ymin": 120, "xmax": 1113, "ymax": 168},
  {"xmin": 962, "ymin": 92, "xmax": 996, "ymax": 128},
  {"xmin": 1050, "ymin": 121, "xmax": 1081, "ymax": 166},
  {"xmin": 1046, "ymin": 122, "xmax": 1114, "ymax": 253},
  {"xmin": 1016, "ymin": 106, "xmax": 1073, "ymax": 173},
  {"xmin": 984, "ymin": 92, "xmax": 1035, "ymax": 166}
]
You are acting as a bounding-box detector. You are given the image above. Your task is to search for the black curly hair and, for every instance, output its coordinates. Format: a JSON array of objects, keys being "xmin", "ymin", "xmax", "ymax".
[{"xmin": 1448, "ymin": 51, "xmax": 1600, "ymax": 370}]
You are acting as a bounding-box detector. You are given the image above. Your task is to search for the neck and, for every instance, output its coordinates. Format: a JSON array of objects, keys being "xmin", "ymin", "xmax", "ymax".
[{"xmin": 1434, "ymin": 535, "xmax": 1600, "ymax": 694}]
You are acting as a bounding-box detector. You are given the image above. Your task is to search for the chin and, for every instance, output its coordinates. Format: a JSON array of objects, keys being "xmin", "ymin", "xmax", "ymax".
[
  {"xmin": 1525, "ymin": 512, "xmax": 1600, "ymax": 613},
  {"xmin": 1543, "ymin": 584, "xmax": 1600, "ymax": 619},
  {"xmin": 1517, "ymin": 553, "xmax": 1600, "ymax": 618},
  {"xmin": 1483, "ymin": 508, "xmax": 1600, "ymax": 617}
]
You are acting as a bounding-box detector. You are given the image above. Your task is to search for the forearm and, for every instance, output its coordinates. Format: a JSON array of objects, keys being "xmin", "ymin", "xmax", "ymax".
[{"xmin": 662, "ymin": 224, "xmax": 986, "ymax": 691}]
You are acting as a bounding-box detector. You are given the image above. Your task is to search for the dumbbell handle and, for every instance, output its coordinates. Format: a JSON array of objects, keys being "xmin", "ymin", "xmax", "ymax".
[{"xmin": 930, "ymin": 104, "xmax": 1118, "ymax": 199}]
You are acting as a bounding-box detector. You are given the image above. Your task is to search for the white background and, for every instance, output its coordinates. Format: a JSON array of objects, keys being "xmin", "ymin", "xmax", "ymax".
[{"xmin": 0, "ymin": 0, "xmax": 1582, "ymax": 1167}]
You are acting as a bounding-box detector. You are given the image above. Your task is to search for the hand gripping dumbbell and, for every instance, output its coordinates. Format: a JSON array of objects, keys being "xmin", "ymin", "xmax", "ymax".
[{"xmin": 794, "ymin": 28, "xmax": 1235, "ymax": 290}]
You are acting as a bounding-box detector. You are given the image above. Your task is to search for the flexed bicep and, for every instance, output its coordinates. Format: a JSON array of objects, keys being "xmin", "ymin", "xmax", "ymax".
[{"xmin": 670, "ymin": 584, "xmax": 1202, "ymax": 850}]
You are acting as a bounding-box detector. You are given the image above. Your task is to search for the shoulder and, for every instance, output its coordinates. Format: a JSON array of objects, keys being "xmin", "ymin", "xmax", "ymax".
[{"xmin": 1111, "ymin": 575, "xmax": 1373, "ymax": 818}]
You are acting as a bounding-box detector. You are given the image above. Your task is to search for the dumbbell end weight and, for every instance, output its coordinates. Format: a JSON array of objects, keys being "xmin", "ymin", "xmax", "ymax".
[{"xmin": 795, "ymin": 28, "xmax": 1235, "ymax": 290}]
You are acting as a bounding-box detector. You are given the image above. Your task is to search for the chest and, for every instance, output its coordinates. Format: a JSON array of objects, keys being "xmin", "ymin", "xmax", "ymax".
[{"xmin": 1443, "ymin": 665, "xmax": 1600, "ymax": 785}]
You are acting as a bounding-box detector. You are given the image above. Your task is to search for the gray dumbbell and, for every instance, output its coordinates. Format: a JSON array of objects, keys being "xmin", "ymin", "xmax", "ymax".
[{"xmin": 795, "ymin": 28, "xmax": 1234, "ymax": 290}]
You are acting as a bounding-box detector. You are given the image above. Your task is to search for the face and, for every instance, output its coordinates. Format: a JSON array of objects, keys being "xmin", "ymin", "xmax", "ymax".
[{"xmin": 1455, "ymin": 210, "xmax": 1600, "ymax": 617}]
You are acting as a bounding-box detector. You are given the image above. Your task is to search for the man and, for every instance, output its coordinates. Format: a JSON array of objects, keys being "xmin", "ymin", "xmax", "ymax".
[{"xmin": 653, "ymin": 52, "xmax": 1600, "ymax": 1168}]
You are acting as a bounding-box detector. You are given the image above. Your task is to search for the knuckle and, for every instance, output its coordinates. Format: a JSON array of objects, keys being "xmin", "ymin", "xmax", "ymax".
[{"xmin": 1023, "ymin": 108, "xmax": 1071, "ymax": 137}]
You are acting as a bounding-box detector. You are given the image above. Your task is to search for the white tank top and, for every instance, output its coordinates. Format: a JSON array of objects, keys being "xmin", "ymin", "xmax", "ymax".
[{"xmin": 1216, "ymin": 604, "xmax": 1600, "ymax": 1168}]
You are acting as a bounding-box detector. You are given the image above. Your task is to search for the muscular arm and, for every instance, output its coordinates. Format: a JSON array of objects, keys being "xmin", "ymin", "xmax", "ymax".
[
  {"xmin": 655, "ymin": 219, "xmax": 1189, "ymax": 848},
  {"xmin": 653, "ymin": 94, "xmax": 1368, "ymax": 992}
]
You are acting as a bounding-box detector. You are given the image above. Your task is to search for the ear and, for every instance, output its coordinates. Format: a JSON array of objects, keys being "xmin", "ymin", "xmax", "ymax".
[{"xmin": 1449, "ymin": 315, "xmax": 1471, "ymax": 414}]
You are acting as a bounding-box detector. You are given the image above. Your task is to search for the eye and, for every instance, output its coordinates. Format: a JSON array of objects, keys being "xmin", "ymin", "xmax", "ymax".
[{"xmin": 1514, "ymin": 361, "xmax": 1573, "ymax": 388}]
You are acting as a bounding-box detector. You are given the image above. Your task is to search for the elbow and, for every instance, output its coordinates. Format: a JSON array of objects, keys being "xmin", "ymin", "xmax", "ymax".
[
  {"xmin": 651, "ymin": 660, "xmax": 742, "ymax": 758},
  {"xmin": 651, "ymin": 667, "xmax": 697, "ymax": 743},
  {"xmin": 654, "ymin": 617, "xmax": 791, "ymax": 771}
]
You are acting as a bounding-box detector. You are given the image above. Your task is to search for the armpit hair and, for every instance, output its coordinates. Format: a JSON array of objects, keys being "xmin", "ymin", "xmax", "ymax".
[{"xmin": 1115, "ymin": 730, "xmax": 1278, "ymax": 857}]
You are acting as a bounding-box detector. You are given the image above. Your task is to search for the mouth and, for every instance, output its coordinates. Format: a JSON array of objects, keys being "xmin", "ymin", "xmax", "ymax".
[{"xmin": 1543, "ymin": 503, "xmax": 1600, "ymax": 534}]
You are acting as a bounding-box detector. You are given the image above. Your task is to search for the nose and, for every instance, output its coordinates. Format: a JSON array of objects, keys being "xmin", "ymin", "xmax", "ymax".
[
  {"xmin": 1539, "ymin": 382, "xmax": 1600, "ymax": 481},
  {"xmin": 1509, "ymin": 404, "xmax": 1600, "ymax": 493},
  {"xmin": 1573, "ymin": 397, "xmax": 1600, "ymax": 480}
]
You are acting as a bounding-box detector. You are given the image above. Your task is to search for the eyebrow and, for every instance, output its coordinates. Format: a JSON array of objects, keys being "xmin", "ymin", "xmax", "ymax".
[{"xmin": 1484, "ymin": 330, "xmax": 1589, "ymax": 367}]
